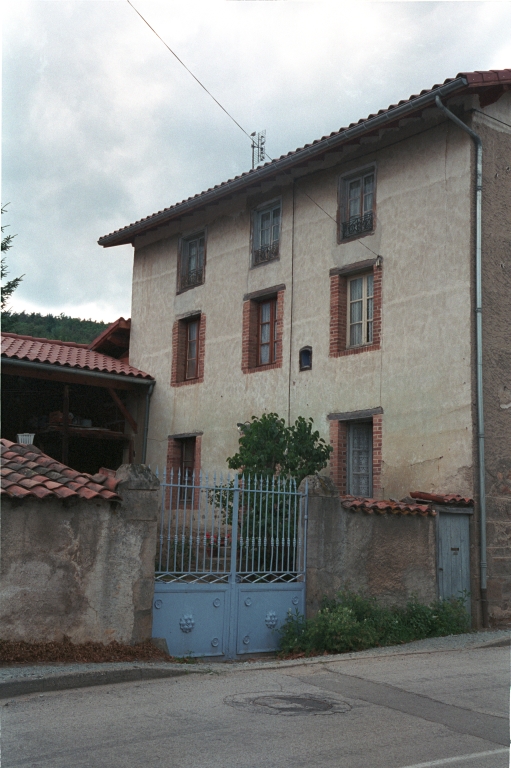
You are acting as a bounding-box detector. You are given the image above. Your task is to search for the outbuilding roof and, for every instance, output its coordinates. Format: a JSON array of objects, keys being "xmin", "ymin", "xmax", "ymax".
[
  {"xmin": 98, "ymin": 69, "xmax": 511, "ymax": 247},
  {"xmin": 0, "ymin": 439, "xmax": 121, "ymax": 501},
  {"xmin": 341, "ymin": 496, "xmax": 436, "ymax": 516},
  {"xmin": 1, "ymin": 332, "xmax": 152, "ymax": 381},
  {"xmin": 410, "ymin": 491, "xmax": 474, "ymax": 506}
]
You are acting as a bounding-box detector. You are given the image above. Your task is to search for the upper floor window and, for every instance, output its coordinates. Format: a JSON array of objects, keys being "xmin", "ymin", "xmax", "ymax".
[
  {"xmin": 341, "ymin": 170, "xmax": 375, "ymax": 240},
  {"xmin": 253, "ymin": 202, "xmax": 281, "ymax": 266},
  {"xmin": 348, "ymin": 273, "xmax": 373, "ymax": 347},
  {"xmin": 171, "ymin": 313, "xmax": 205, "ymax": 387},
  {"xmin": 185, "ymin": 317, "xmax": 200, "ymax": 379},
  {"xmin": 180, "ymin": 233, "xmax": 205, "ymax": 291},
  {"xmin": 258, "ymin": 298, "xmax": 278, "ymax": 365}
]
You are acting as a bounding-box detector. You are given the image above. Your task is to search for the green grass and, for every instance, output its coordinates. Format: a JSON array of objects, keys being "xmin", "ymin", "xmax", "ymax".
[{"xmin": 278, "ymin": 590, "xmax": 471, "ymax": 657}]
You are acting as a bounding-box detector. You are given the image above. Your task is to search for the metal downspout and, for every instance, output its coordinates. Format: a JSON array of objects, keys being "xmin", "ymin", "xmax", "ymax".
[
  {"xmin": 435, "ymin": 95, "xmax": 488, "ymax": 627},
  {"xmin": 142, "ymin": 382, "xmax": 155, "ymax": 464}
]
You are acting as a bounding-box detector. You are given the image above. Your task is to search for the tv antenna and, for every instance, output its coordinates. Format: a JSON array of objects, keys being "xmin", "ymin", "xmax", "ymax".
[{"xmin": 251, "ymin": 130, "xmax": 266, "ymax": 169}]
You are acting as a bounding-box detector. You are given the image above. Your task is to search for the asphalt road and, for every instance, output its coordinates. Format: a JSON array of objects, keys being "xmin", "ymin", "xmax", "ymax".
[{"xmin": 2, "ymin": 645, "xmax": 509, "ymax": 768}]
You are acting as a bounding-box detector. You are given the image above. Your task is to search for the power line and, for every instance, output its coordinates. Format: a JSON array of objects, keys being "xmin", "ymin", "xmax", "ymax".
[
  {"xmin": 472, "ymin": 109, "xmax": 511, "ymax": 130},
  {"xmin": 126, "ymin": 0, "xmax": 381, "ymax": 258},
  {"xmin": 126, "ymin": 0, "xmax": 254, "ymax": 143}
]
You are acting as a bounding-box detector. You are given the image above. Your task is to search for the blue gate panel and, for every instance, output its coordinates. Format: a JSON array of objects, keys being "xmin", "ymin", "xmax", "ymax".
[
  {"xmin": 235, "ymin": 583, "xmax": 305, "ymax": 655},
  {"xmin": 153, "ymin": 582, "xmax": 229, "ymax": 658}
]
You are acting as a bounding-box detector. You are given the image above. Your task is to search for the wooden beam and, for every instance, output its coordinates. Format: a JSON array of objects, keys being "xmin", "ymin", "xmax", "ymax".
[
  {"xmin": 108, "ymin": 388, "xmax": 138, "ymax": 434},
  {"xmin": 1, "ymin": 363, "xmax": 146, "ymax": 391},
  {"xmin": 62, "ymin": 384, "xmax": 69, "ymax": 465}
]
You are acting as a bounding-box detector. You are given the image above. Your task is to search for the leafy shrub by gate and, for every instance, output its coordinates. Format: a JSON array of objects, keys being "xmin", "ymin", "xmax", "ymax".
[{"xmin": 278, "ymin": 591, "xmax": 470, "ymax": 656}]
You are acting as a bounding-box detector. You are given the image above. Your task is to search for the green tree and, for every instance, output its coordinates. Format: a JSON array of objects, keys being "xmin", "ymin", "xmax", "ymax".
[
  {"xmin": 227, "ymin": 412, "xmax": 332, "ymax": 485},
  {"xmin": 1, "ymin": 205, "xmax": 24, "ymax": 311}
]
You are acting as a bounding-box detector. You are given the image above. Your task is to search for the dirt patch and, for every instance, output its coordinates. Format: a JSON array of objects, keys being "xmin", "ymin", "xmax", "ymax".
[{"xmin": 0, "ymin": 637, "xmax": 176, "ymax": 665}]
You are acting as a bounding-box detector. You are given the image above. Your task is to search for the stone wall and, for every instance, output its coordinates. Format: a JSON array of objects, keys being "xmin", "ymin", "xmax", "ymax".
[
  {"xmin": 305, "ymin": 478, "xmax": 437, "ymax": 616},
  {"xmin": 0, "ymin": 465, "xmax": 159, "ymax": 644},
  {"xmin": 478, "ymin": 101, "xmax": 511, "ymax": 625}
]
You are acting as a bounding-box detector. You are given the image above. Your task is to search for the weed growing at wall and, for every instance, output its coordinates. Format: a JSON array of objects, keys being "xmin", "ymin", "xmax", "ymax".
[{"xmin": 278, "ymin": 591, "xmax": 470, "ymax": 656}]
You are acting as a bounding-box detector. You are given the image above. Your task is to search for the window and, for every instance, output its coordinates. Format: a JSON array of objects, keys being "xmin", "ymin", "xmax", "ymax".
[
  {"xmin": 299, "ymin": 346, "xmax": 312, "ymax": 371},
  {"xmin": 180, "ymin": 233, "xmax": 205, "ymax": 291},
  {"xmin": 253, "ymin": 201, "xmax": 281, "ymax": 265},
  {"xmin": 171, "ymin": 314, "xmax": 205, "ymax": 386},
  {"xmin": 185, "ymin": 318, "xmax": 199, "ymax": 379},
  {"xmin": 348, "ymin": 273, "xmax": 373, "ymax": 347},
  {"xmin": 329, "ymin": 260, "xmax": 381, "ymax": 357},
  {"xmin": 242, "ymin": 286, "xmax": 285, "ymax": 373},
  {"xmin": 180, "ymin": 437, "xmax": 196, "ymax": 495},
  {"xmin": 258, "ymin": 298, "xmax": 277, "ymax": 365},
  {"xmin": 347, "ymin": 422, "xmax": 372, "ymax": 497},
  {"xmin": 340, "ymin": 170, "xmax": 375, "ymax": 240},
  {"xmin": 329, "ymin": 411, "xmax": 382, "ymax": 498}
]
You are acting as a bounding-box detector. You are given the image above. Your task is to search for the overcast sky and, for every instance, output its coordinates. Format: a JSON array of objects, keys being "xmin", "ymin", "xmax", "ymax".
[{"xmin": 3, "ymin": 0, "xmax": 511, "ymax": 323}]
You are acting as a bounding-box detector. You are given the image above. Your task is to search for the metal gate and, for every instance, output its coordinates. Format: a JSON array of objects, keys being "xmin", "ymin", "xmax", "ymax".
[{"xmin": 152, "ymin": 471, "xmax": 308, "ymax": 659}]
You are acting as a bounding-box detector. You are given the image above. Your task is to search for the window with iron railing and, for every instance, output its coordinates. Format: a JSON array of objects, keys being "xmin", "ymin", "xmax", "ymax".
[
  {"xmin": 341, "ymin": 171, "xmax": 375, "ymax": 240},
  {"xmin": 253, "ymin": 202, "xmax": 281, "ymax": 265},
  {"xmin": 180, "ymin": 233, "xmax": 205, "ymax": 290}
]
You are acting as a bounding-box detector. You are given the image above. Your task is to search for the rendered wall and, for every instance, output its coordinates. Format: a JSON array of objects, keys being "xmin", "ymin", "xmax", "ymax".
[
  {"xmin": 129, "ymin": 103, "xmax": 475, "ymax": 499},
  {"xmin": 305, "ymin": 478, "xmax": 437, "ymax": 616},
  {"xmin": 0, "ymin": 465, "xmax": 159, "ymax": 643}
]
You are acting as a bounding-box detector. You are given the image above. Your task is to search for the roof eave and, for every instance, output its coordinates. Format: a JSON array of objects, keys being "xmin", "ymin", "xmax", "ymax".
[{"xmin": 98, "ymin": 76, "xmax": 468, "ymax": 248}]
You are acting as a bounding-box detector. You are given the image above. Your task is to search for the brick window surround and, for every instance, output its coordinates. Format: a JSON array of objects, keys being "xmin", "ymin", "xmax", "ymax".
[
  {"xmin": 329, "ymin": 259, "xmax": 382, "ymax": 357},
  {"xmin": 165, "ymin": 434, "xmax": 202, "ymax": 506},
  {"xmin": 329, "ymin": 410, "xmax": 383, "ymax": 498},
  {"xmin": 242, "ymin": 286, "xmax": 285, "ymax": 374},
  {"xmin": 166, "ymin": 434, "xmax": 202, "ymax": 478},
  {"xmin": 171, "ymin": 314, "xmax": 206, "ymax": 387}
]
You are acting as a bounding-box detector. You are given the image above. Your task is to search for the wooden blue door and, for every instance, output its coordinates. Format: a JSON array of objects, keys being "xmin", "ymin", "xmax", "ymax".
[{"xmin": 438, "ymin": 512, "xmax": 471, "ymax": 610}]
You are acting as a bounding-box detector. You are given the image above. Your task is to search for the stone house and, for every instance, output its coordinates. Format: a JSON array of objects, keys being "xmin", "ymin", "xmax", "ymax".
[{"xmin": 98, "ymin": 70, "xmax": 511, "ymax": 626}]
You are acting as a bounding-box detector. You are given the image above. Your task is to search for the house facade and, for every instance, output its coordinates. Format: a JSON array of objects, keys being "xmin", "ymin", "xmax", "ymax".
[{"xmin": 99, "ymin": 70, "xmax": 511, "ymax": 625}]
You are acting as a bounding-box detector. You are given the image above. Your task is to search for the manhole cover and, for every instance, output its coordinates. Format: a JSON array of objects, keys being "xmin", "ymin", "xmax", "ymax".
[{"xmin": 224, "ymin": 691, "xmax": 351, "ymax": 716}]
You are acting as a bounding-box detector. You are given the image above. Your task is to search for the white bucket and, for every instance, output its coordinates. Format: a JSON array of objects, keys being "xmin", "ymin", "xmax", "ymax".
[{"xmin": 17, "ymin": 433, "xmax": 35, "ymax": 445}]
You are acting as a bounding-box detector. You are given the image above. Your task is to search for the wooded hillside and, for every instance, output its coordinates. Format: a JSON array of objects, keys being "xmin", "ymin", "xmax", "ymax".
[{"xmin": 1, "ymin": 311, "xmax": 110, "ymax": 344}]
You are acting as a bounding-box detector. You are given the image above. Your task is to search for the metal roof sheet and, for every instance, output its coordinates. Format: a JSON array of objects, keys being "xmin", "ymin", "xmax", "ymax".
[
  {"xmin": 98, "ymin": 69, "xmax": 511, "ymax": 247},
  {"xmin": 1, "ymin": 332, "xmax": 153, "ymax": 380},
  {"xmin": 0, "ymin": 439, "xmax": 121, "ymax": 501}
]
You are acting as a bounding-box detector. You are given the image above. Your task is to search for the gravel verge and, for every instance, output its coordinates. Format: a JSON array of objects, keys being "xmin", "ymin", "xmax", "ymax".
[{"xmin": 1, "ymin": 628, "xmax": 508, "ymax": 699}]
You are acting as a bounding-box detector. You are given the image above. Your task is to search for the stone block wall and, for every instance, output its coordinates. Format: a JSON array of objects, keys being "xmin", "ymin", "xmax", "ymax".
[
  {"xmin": 305, "ymin": 477, "xmax": 437, "ymax": 617},
  {"xmin": 0, "ymin": 464, "xmax": 159, "ymax": 644}
]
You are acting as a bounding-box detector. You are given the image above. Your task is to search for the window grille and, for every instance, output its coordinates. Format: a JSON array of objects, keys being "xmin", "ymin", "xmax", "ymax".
[
  {"xmin": 181, "ymin": 234, "xmax": 205, "ymax": 290},
  {"xmin": 253, "ymin": 203, "xmax": 281, "ymax": 265}
]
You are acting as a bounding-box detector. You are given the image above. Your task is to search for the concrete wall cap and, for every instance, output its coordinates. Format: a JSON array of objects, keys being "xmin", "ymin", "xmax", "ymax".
[
  {"xmin": 115, "ymin": 464, "xmax": 160, "ymax": 491},
  {"xmin": 300, "ymin": 474, "xmax": 339, "ymax": 497}
]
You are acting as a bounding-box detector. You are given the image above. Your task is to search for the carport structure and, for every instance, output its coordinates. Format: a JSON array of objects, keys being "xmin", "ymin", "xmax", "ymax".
[{"xmin": 1, "ymin": 330, "xmax": 154, "ymax": 475}]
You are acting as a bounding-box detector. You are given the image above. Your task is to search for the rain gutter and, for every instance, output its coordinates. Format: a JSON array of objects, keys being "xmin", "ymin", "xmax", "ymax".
[
  {"xmin": 2, "ymin": 358, "xmax": 154, "ymax": 388},
  {"xmin": 99, "ymin": 78, "xmax": 468, "ymax": 248},
  {"xmin": 141, "ymin": 381, "xmax": 155, "ymax": 464},
  {"xmin": 434, "ymin": 95, "xmax": 488, "ymax": 628}
]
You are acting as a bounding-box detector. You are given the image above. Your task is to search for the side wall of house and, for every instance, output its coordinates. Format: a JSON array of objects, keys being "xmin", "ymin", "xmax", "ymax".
[
  {"xmin": 477, "ymin": 94, "xmax": 511, "ymax": 624},
  {"xmin": 0, "ymin": 465, "xmax": 159, "ymax": 643},
  {"xmin": 129, "ymin": 106, "xmax": 474, "ymax": 503}
]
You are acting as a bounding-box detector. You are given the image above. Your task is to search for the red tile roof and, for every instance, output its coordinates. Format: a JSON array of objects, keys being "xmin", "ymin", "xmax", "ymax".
[
  {"xmin": 410, "ymin": 491, "xmax": 474, "ymax": 506},
  {"xmin": 341, "ymin": 496, "xmax": 436, "ymax": 516},
  {"xmin": 98, "ymin": 69, "xmax": 511, "ymax": 247},
  {"xmin": 1, "ymin": 332, "xmax": 152, "ymax": 380},
  {"xmin": 0, "ymin": 439, "xmax": 121, "ymax": 501}
]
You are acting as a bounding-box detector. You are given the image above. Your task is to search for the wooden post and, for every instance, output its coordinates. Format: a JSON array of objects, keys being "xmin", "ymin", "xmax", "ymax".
[{"xmin": 62, "ymin": 384, "xmax": 69, "ymax": 465}]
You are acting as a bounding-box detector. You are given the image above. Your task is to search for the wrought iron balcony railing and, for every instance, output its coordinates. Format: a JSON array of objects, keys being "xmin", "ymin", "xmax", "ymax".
[
  {"xmin": 180, "ymin": 266, "xmax": 204, "ymax": 290},
  {"xmin": 253, "ymin": 241, "xmax": 279, "ymax": 265},
  {"xmin": 342, "ymin": 211, "xmax": 374, "ymax": 239}
]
